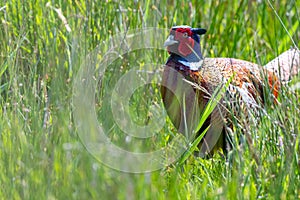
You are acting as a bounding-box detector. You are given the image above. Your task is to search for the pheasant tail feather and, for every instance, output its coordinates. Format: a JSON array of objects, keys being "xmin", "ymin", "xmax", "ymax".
[{"xmin": 264, "ymin": 48, "xmax": 300, "ymax": 82}]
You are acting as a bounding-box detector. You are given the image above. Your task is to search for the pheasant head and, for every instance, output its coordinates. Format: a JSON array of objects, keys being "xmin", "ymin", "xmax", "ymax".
[{"xmin": 164, "ymin": 26, "xmax": 207, "ymax": 69}]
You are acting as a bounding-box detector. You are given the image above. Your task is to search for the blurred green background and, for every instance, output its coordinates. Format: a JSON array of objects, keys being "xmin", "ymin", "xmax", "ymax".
[{"xmin": 0, "ymin": 0, "xmax": 299, "ymax": 199}]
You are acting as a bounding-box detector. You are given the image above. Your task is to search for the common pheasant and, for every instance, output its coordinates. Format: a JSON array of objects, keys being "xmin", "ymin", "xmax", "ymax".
[{"xmin": 161, "ymin": 25, "xmax": 300, "ymax": 156}]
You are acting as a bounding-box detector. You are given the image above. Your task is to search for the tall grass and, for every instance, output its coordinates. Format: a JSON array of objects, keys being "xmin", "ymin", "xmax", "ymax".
[{"xmin": 0, "ymin": 0, "xmax": 299, "ymax": 199}]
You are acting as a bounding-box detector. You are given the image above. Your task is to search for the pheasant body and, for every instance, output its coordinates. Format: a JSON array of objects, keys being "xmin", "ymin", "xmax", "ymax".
[{"xmin": 161, "ymin": 25, "xmax": 299, "ymax": 156}]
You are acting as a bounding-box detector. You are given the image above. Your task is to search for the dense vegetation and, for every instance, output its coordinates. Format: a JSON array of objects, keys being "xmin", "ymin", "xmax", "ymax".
[{"xmin": 0, "ymin": 0, "xmax": 299, "ymax": 199}]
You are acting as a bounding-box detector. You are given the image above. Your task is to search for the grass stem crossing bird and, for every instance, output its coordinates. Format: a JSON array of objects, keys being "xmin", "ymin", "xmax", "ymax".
[{"xmin": 161, "ymin": 25, "xmax": 300, "ymax": 156}]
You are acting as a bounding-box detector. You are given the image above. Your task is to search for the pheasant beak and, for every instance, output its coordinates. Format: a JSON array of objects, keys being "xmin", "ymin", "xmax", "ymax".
[{"xmin": 164, "ymin": 35, "xmax": 178, "ymax": 47}]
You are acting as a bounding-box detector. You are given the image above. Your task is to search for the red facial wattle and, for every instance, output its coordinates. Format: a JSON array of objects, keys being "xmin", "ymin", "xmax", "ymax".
[
  {"xmin": 174, "ymin": 28, "xmax": 195, "ymax": 57},
  {"xmin": 177, "ymin": 37, "xmax": 194, "ymax": 56}
]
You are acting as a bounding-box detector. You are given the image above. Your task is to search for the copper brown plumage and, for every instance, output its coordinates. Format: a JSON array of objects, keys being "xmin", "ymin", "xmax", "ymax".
[{"xmin": 161, "ymin": 25, "xmax": 300, "ymax": 156}]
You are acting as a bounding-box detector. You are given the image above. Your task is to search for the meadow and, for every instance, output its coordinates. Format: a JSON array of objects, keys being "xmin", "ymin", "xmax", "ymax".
[{"xmin": 0, "ymin": 0, "xmax": 299, "ymax": 199}]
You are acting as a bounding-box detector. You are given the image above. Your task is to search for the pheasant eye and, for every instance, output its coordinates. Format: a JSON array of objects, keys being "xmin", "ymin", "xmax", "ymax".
[{"xmin": 182, "ymin": 32, "xmax": 188, "ymax": 38}]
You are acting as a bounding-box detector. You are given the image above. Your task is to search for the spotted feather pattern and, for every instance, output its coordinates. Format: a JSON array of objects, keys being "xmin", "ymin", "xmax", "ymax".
[{"xmin": 162, "ymin": 57, "xmax": 281, "ymax": 155}]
